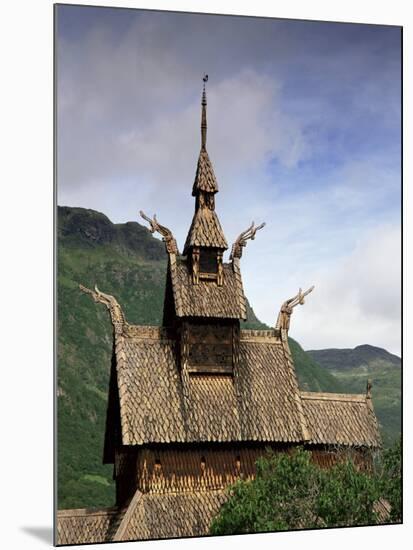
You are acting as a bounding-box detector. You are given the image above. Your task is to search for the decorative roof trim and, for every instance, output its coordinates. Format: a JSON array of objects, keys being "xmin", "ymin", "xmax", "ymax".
[
  {"xmin": 139, "ymin": 211, "xmax": 179, "ymax": 256},
  {"xmin": 300, "ymin": 391, "xmax": 368, "ymax": 403},
  {"xmin": 113, "ymin": 490, "xmax": 144, "ymax": 542},
  {"xmin": 169, "ymin": 255, "xmax": 184, "ymax": 317},
  {"xmin": 230, "ymin": 221, "xmax": 265, "ymax": 261},
  {"xmin": 115, "ymin": 335, "xmax": 132, "ymax": 446},
  {"xmin": 57, "ymin": 507, "xmax": 121, "ymax": 518},
  {"xmin": 281, "ymin": 338, "xmax": 310, "ymax": 442},
  {"xmin": 123, "ymin": 325, "xmax": 172, "ymax": 341},
  {"xmin": 232, "ymin": 258, "xmax": 247, "ymax": 320},
  {"xmin": 240, "ymin": 329, "xmax": 281, "ymax": 339},
  {"xmin": 275, "ymin": 286, "xmax": 315, "ymax": 332},
  {"xmin": 79, "ymin": 284, "xmax": 126, "ymax": 335}
]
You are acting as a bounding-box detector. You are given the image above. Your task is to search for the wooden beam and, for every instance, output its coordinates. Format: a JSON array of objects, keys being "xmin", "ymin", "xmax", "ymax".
[{"xmin": 187, "ymin": 364, "xmax": 233, "ymax": 374}]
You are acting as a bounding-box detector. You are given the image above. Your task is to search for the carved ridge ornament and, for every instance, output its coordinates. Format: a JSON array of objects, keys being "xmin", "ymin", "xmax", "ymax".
[
  {"xmin": 79, "ymin": 284, "xmax": 126, "ymax": 334},
  {"xmin": 275, "ymin": 286, "xmax": 315, "ymax": 332},
  {"xmin": 230, "ymin": 221, "xmax": 265, "ymax": 263},
  {"xmin": 139, "ymin": 210, "xmax": 179, "ymax": 256}
]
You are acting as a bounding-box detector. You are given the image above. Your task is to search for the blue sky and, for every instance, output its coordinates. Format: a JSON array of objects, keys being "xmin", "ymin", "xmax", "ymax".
[{"xmin": 56, "ymin": 5, "xmax": 401, "ymax": 354}]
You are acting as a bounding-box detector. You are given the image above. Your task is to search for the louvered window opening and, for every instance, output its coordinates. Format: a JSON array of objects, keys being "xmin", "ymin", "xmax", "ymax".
[{"xmin": 199, "ymin": 249, "xmax": 217, "ymax": 274}]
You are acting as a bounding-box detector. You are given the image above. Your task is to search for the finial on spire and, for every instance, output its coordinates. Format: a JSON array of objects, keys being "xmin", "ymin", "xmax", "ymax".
[{"xmin": 201, "ymin": 74, "xmax": 208, "ymax": 149}]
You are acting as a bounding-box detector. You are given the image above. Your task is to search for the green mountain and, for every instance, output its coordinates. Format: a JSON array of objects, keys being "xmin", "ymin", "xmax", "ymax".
[
  {"xmin": 56, "ymin": 206, "xmax": 398, "ymax": 510},
  {"xmin": 307, "ymin": 346, "xmax": 401, "ymax": 448},
  {"xmin": 307, "ymin": 345, "xmax": 400, "ymax": 371}
]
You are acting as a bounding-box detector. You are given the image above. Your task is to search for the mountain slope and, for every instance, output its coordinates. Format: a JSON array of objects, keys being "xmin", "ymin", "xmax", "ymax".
[
  {"xmin": 307, "ymin": 345, "xmax": 401, "ymax": 371},
  {"xmin": 289, "ymin": 339, "xmax": 344, "ymax": 393},
  {"xmin": 307, "ymin": 346, "xmax": 401, "ymax": 447}
]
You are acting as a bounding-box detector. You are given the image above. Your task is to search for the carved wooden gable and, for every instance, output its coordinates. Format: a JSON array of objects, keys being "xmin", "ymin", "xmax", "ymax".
[
  {"xmin": 187, "ymin": 323, "xmax": 233, "ymax": 373},
  {"xmin": 181, "ymin": 320, "xmax": 239, "ymax": 375}
]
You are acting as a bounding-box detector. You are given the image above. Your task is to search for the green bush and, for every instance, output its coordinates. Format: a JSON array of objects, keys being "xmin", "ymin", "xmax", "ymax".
[
  {"xmin": 211, "ymin": 445, "xmax": 401, "ymax": 535},
  {"xmin": 376, "ymin": 436, "xmax": 402, "ymax": 521},
  {"xmin": 316, "ymin": 458, "xmax": 380, "ymax": 527}
]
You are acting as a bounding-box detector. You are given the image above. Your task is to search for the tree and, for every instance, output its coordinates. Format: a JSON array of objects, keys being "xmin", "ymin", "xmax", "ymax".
[
  {"xmin": 315, "ymin": 457, "xmax": 380, "ymax": 527},
  {"xmin": 376, "ymin": 436, "xmax": 402, "ymax": 522},
  {"xmin": 210, "ymin": 447, "xmax": 385, "ymax": 536}
]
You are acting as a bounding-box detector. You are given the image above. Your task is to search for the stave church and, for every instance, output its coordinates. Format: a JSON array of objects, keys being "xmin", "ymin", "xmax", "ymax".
[{"xmin": 57, "ymin": 78, "xmax": 381, "ymax": 545}]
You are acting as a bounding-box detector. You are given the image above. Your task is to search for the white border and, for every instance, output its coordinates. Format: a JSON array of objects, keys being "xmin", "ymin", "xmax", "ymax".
[{"xmin": 0, "ymin": 1, "xmax": 409, "ymax": 549}]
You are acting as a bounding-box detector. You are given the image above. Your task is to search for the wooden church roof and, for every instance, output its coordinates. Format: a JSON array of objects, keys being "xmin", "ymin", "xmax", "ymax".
[
  {"xmin": 102, "ymin": 325, "xmax": 309, "ymax": 450},
  {"xmin": 57, "ymin": 491, "xmax": 228, "ymax": 545},
  {"xmin": 300, "ymin": 391, "xmax": 381, "ymax": 447},
  {"xmin": 170, "ymin": 258, "xmax": 246, "ymax": 319},
  {"xmin": 77, "ymin": 73, "xmax": 381, "ymax": 455},
  {"xmin": 192, "ymin": 148, "xmax": 219, "ymax": 195},
  {"xmin": 183, "ymin": 207, "xmax": 228, "ymax": 252},
  {"xmin": 76, "ymin": 281, "xmax": 381, "ymax": 458},
  {"xmin": 112, "ymin": 489, "xmax": 228, "ymax": 542}
]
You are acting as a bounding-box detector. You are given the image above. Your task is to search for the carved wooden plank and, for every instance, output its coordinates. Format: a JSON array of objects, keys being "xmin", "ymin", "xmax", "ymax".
[{"xmin": 187, "ymin": 364, "xmax": 233, "ymax": 374}]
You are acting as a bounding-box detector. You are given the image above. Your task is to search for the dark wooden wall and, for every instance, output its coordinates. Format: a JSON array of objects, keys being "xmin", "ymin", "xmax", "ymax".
[{"xmin": 114, "ymin": 443, "xmax": 374, "ymax": 507}]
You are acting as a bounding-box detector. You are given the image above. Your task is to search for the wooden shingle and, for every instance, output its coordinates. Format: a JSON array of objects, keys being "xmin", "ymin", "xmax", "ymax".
[
  {"xmin": 57, "ymin": 507, "xmax": 123, "ymax": 545},
  {"xmin": 192, "ymin": 148, "xmax": 219, "ymax": 195},
  {"xmin": 183, "ymin": 208, "xmax": 228, "ymax": 253},
  {"xmin": 300, "ymin": 391, "xmax": 381, "ymax": 447},
  {"xmin": 112, "ymin": 329, "xmax": 308, "ymax": 446},
  {"xmin": 170, "ymin": 259, "xmax": 247, "ymax": 319},
  {"xmin": 116, "ymin": 490, "xmax": 228, "ymax": 542}
]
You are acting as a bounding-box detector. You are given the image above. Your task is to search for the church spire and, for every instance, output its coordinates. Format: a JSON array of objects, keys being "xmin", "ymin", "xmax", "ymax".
[
  {"xmin": 183, "ymin": 75, "xmax": 228, "ymax": 284},
  {"xmin": 201, "ymin": 74, "xmax": 208, "ymax": 149}
]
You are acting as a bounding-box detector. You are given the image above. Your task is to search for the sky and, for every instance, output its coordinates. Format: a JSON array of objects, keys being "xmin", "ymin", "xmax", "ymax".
[{"xmin": 56, "ymin": 5, "xmax": 401, "ymax": 355}]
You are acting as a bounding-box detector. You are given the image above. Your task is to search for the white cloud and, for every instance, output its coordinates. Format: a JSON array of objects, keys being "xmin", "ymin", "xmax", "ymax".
[
  {"xmin": 250, "ymin": 224, "xmax": 401, "ymax": 355},
  {"xmin": 58, "ymin": 66, "xmax": 309, "ymax": 199}
]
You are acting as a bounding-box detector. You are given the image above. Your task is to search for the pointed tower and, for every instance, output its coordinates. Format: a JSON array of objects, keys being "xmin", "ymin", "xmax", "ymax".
[{"xmin": 183, "ymin": 75, "xmax": 228, "ymax": 285}]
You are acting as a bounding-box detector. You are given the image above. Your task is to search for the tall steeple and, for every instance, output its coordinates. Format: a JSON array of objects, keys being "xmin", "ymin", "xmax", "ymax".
[
  {"xmin": 184, "ymin": 76, "xmax": 228, "ymax": 285},
  {"xmin": 201, "ymin": 75, "xmax": 207, "ymax": 150}
]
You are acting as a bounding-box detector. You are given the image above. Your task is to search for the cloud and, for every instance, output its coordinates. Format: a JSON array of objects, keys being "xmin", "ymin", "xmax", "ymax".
[
  {"xmin": 251, "ymin": 224, "xmax": 401, "ymax": 355},
  {"xmin": 57, "ymin": 9, "xmax": 400, "ymax": 201}
]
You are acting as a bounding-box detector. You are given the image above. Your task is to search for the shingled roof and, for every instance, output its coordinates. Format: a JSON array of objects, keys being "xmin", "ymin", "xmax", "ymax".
[
  {"xmin": 105, "ymin": 318, "xmax": 381, "ymax": 451},
  {"xmin": 183, "ymin": 208, "xmax": 228, "ymax": 253},
  {"xmin": 114, "ymin": 489, "xmax": 228, "ymax": 542},
  {"xmin": 57, "ymin": 491, "xmax": 228, "ymax": 545},
  {"xmin": 79, "ymin": 285, "xmax": 382, "ymax": 456},
  {"xmin": 192, "ymin": 148, "xmax": 219, "ymax": 195},
  {"xmin": 301, "ymin": 391, "xmax": 381, "ymax": 448},
  {"xmin": 110, "ymin": 327, "xmax": 308, "ymax": 447},
  {"xmin": 57, "ymin": 507, "xmax": 123, "ymax": 545},
  {"xmin": 170, "ymin": 259, "xmax": 246, "ymax": 319}
]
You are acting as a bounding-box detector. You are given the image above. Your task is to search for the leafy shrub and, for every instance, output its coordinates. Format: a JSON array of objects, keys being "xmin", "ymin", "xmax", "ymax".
[
  {"xmin": 376, "ymin": 436, "xmax": 402, "ymax": 521},
  {"xmin": 210, "ymin": 446, "xmax": 401, "ymax": 535}
]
